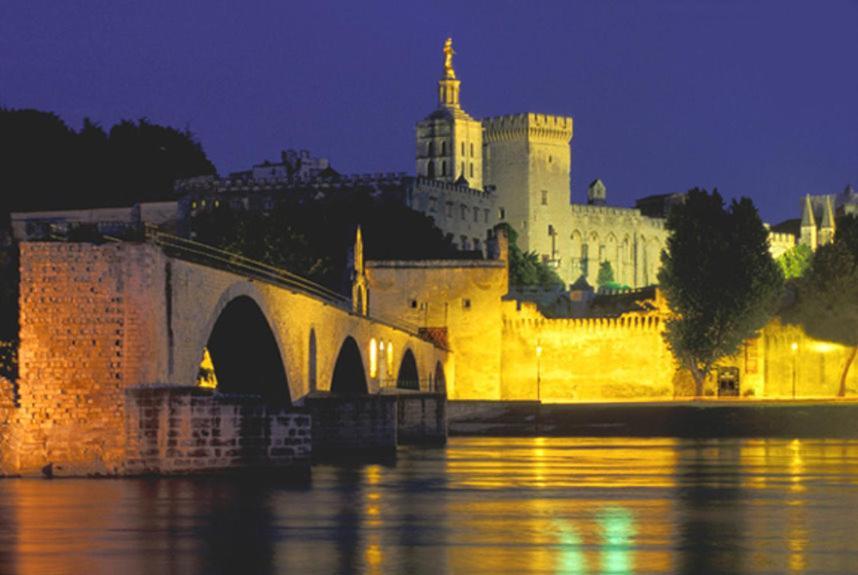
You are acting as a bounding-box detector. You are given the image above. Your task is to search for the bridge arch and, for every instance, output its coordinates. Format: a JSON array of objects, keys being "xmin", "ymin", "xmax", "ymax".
[
  {"xmin": 204, "ymin": 295, "xmax": 290, "ymax": 405},
  {"xmin": 396, "ymin": 348, "xmax": 420, "ymax": 390},
  {"xmin": 331, "ymin": 336, "xmax": 368, "ymax": 394}
]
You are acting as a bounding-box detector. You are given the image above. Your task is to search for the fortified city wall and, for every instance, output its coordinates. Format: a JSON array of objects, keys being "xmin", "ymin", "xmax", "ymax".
[{"xmin": 500, "ymin": 301, "xmax": 676, "ymax": 401}]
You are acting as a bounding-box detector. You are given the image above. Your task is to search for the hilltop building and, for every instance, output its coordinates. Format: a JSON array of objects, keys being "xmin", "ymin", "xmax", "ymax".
[{"xmin": 413, "ymin": 39, "xmax": 668, "ymax": 288}]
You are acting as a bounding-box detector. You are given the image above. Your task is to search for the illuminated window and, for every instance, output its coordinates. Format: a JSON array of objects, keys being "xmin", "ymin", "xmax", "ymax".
[
  {"xmin": 386, "ymin": 342, "xmax": 394, "ymax": 376},
  {"xmin": 369, "ymin": 338, "xmax": 378, "ymax": 378}
]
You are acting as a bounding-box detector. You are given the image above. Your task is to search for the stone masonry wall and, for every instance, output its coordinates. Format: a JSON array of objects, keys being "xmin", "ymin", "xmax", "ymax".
[
  {"xmin": 125, "ymin": 386, "xmax": 310, "ymax": 475},
  {"xmin": 16, "ymin": 242, "xmax": 167, "ymax": 475},
  {"xmin": 396, "ymin": 392, "xmax": 447, "ymax": 445},
  {"xmin": 0, "ymin": 377, "xmax": 15, "ymax": 475},
  {"xmin": 305, "ymin": 395, "xmax": 397, "ymax": 455},
  {"xmin": 501, "ymin": 302, "xmax": 676, "ymax": 401}
]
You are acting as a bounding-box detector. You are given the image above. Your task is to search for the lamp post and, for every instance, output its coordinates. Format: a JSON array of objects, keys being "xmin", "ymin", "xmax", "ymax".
[
  {"xmin": 790, "ymin": 341, "xmax": 798, "ymax": 400},
  {"xmin": 536, "ymin": 343, "xmax": 543, "ymax": 403}
]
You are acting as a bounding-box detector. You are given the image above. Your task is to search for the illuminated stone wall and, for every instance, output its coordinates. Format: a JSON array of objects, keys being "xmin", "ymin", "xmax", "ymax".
[
  {"xmin": 16, "ymin": 242, "xmax": 168, "ymax": 475},
  {"xmin": 366, "ymin": 259, "xmax": 508, "ymax": 400},
  {"xmin": 501, "ymin": 301, "xmax": 676, "ymax": 401},
  {"xmin": 0, "ymin": 376, "xmax": 15, "ymax": 475},
  {"xmin": 722, "ymin": 321, "xmax": 858, "ymax": 399},
  {"xmin": 124, "ymin": 386, "xmax": 310, "ymax": 474}
]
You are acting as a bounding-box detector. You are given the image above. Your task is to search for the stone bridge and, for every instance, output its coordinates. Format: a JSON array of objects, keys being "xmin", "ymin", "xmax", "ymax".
[{"xmin": 10, "ymin": 233, "xmax": 449, "ymax": 475}]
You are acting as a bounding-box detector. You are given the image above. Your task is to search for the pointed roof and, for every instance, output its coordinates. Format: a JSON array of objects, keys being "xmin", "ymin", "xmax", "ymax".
[
  {"xmin": 821, "ymin": 195, "xmax": 836, "ymax": 229},
  {"xmin": 801, "ymin": 194, "xmax": 816, "ymax": 227}
]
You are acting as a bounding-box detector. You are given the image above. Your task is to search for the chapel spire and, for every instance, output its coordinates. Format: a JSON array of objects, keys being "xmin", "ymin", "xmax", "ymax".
[{"xmin": 438, "ymin": 38, "xmax": 461, "ymax": 109}]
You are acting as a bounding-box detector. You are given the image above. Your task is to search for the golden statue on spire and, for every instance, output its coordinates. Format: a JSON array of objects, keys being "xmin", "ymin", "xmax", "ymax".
[{"xmin": 443, "ymin": 37, "xmax": 456, "ymax": 79}]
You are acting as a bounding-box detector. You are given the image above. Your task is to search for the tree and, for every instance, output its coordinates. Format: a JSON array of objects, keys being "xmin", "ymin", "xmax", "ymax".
[
  {"xmin": 658, "ymin": 189, "xmax": 783, "ymax": 397},
  {"xmin": 497, "ymin": 224, "xmax": 564, "ymax": 289},
  {"xmin": 191, "ymin": 189, "xmax": 463, "ymax": 291},
  {"xmin": 777, "ymin": 243, "xmax": 813, "ymax": 280},
  {"xmin": 787, "ymin": 215, "xmax": 858, "ymax": 397},
  {"xmin": 597, "ymin": 261, "xmax": 616, "ymax": 290}
]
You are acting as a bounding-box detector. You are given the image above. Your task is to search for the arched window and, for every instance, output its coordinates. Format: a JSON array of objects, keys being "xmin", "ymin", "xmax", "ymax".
[
  {"xmin": 442, "ymin": 161, "xmax": 447, "ymax": 177},
  {"xmin": 428, "ymin": 141, "xmax": 435, "ymax": 157},
  {"xmin": 427, "ymin": 160, "xmax": 435, "ymax": 179},
  {"xmin": 441, "ymin": 140, "xmax": 447, "ymax": 156}
]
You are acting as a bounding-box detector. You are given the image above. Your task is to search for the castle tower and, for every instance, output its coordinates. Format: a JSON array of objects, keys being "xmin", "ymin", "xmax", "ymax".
[
  {"xmin": 415, "ymin": 38, "xmax": 483, "ymax": 189},
  {"xmin": 819, "ymin": 195, "xmax": 836, "ymax": 246},
  {"xmin": 800, "ymin": 194, "xmax": 817, "ymax": 250},
  {"xmin": 482, "ymin": 113, "xmax": 573, "ymax": 256}
]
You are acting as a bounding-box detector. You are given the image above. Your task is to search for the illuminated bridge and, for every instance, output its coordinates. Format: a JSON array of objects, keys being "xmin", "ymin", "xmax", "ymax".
[{"xmin": 10, "ymin": 228, "xmax": 449, "ymax": 476}]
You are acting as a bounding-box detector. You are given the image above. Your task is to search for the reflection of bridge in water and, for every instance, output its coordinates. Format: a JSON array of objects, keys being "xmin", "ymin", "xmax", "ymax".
[{"xmin": 11, "ymin": 228, "xmax": 448, "ymax": 475}]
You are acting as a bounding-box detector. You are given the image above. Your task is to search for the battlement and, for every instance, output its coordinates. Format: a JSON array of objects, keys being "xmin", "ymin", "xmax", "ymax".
[
  {"xmin": 768, "ymin": 230, "xmax": 796, "ymax": 247},
  {"xmin": 176, "ymin": 172, "xmax": 410, "ymax": 194},
  {"xmin": 483, "ymin": 113, "xmax": 573, "ymax": 143},
  {"xmin": 411, "ymin": 177, "xmax": 494, "ymax": 200},
  {"xmin": 504, "ymin": 313, "xmax": 663, "ymax": 332}
]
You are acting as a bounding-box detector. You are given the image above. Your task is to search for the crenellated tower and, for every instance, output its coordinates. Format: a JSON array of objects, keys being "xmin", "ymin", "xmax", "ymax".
[
  {"xmin": 415, "ymin": 38, "xmax": 483, "ymax": 190},
  {"xmin": 482, "ymin": 113, "xmax": 573, "ymax": 256}
]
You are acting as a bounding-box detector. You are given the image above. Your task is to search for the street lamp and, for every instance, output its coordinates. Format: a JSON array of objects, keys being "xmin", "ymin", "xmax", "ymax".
[
  {"xmin": 536, "ymin": 343, "xmax": 543, "ymax": 403},
  {"xmin": 790, "ymin": 341, "xmax": 798, "ymax": 400}
]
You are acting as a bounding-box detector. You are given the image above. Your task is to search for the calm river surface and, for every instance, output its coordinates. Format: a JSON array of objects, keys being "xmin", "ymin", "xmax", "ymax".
[{"xmin": 1, "ymin": 437, "xmax": 858, "ymax": 574}]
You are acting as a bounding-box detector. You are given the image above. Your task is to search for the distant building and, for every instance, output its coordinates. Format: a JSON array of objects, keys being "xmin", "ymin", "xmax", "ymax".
[{"xmin": 414, "ymin": 39, "xmax": 669, "ymax": 288}]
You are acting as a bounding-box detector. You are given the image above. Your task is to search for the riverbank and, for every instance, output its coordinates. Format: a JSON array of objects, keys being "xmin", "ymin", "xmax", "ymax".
[{"xmin": 448, "ymin": 400, "xmax": 858, "ymax": 438}]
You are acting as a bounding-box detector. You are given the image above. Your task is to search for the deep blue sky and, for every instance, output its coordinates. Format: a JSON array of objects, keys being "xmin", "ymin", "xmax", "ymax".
[{"xmin": 1, "ymin": 1, "xmax": 855, "ymax": 224}]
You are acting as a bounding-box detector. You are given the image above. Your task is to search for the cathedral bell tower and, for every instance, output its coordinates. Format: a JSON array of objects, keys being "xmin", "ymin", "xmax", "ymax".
[{"xmin": 415, "ymin": 38, "xmax": 483, "ymax": 190}]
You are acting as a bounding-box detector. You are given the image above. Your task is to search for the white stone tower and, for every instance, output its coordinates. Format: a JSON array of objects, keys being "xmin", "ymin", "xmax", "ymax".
[
  {"xmin": 415, "ymin": 38, "xmax": 483, "ymax": 189},
  {"xmin": 482, "ymin": 113, "xmax": 573, "ymax": 258}
]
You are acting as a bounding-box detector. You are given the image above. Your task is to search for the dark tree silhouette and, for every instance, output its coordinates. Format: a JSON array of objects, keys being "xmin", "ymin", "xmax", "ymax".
[{"xmin": 658, "ymin": 189, "xmax": 783, "ymax": 397}]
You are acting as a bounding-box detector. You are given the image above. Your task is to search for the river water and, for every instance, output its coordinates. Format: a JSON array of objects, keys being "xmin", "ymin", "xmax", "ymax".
[{"xmin": 1, "ymin": 437, "xmax": 857, "ymax": 574}]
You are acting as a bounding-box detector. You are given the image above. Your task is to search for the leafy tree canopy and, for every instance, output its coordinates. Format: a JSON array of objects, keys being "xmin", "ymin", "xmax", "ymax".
[
  {"xmin": 658, "ymin": 188, "xmax": 783, "ymax": 396},
  {"xmin": 496, "ymin": 224, "xmax": 564, "ymax": 289},
  {"xmin": 191, "ymin": 189, "xmax": 463, "ymax": 290},
  {"xmin": 0, "ymin": 108, "xmax": 215, "ymax": 217},
  {"xmin": 777, "ymin": 243, "xmax": 813, "ymax": 280}
]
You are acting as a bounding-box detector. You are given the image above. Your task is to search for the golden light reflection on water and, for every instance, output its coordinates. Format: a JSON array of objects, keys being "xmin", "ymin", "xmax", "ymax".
[{"xmin": 2, "ymin": 438, "xmax": 858, "ymax": 574}]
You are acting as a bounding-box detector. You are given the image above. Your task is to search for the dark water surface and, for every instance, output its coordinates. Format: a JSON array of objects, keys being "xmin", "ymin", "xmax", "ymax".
[{"xmin": 1, "ymin": 437, "xmax": 858, "ymax": 574}]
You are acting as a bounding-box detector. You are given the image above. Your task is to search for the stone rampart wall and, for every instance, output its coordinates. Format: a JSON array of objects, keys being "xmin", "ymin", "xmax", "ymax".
[
  {"xmin": 124, "ymin": 386, "xmax": 310, "ymax": 475},
  {"xmin": 501, "ymin": 313, "xmax": 677, "ymax": 401}
]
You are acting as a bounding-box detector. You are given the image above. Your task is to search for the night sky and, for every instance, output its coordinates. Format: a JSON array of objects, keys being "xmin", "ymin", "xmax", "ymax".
[{"xmin": 1, "ymin": 1, "xmax": 855, "ymax": 224}]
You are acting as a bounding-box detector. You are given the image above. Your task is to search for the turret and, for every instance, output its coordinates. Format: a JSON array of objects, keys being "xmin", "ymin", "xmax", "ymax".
[
  {"xmin": 800, "ymin": 194, "xmax": 817, "ymax": 251},
  {"xmin": 819, "ymin": 195, "xmax": 836, "ymax": 246}
]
